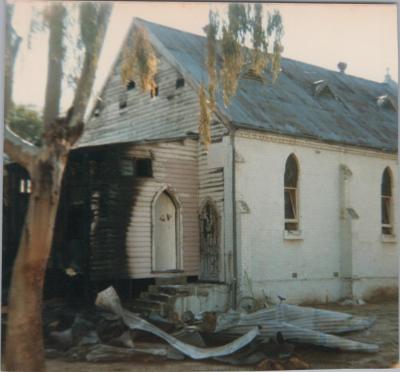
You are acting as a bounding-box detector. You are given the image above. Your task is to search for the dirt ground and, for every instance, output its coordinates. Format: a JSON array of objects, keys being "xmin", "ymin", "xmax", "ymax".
[{"xmin": 42, "ymin": 301, "xmax": 398, "ymax": 371}]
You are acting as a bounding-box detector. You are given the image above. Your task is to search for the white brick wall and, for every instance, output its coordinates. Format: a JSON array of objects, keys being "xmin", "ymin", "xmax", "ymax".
[{"xmin": 234, "ymin": 131, "xmax": 398, "ymax": 303}]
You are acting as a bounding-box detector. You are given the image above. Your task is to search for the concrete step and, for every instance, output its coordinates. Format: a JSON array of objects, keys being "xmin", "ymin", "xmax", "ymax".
[
  {"xmin": 157, "ymin": 285, "xmax": 191, "ymax": 296},
  {"xmin": 131, "ymin": 299, "xmax": 167, "ymax": 317},
  {"xmin": 140, "ymin": 292, "xmax": 173, "ymax": 303}
]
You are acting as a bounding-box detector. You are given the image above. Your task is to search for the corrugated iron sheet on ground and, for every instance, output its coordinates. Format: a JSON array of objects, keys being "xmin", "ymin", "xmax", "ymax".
[
  {"xmin": 95, "ymin": 286, "xmax": 260, "ymax": 360},
  {"xmin": 213, "ymin": 304, "xmax": 378, "ymax": 353}
]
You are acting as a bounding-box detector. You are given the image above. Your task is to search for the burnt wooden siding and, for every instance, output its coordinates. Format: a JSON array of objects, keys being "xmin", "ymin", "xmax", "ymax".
[
  {"xmin": 78, "ymin": 49, "xmax": 201, "ymax": 148},
  {"xmin": 89, "ymin": 139, "xmax": 199, "ymax": 279}
]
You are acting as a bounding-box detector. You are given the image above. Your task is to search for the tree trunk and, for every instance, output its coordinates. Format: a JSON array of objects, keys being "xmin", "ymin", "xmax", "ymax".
[
  {"xmin": 4, "ymin": 4, "xmax": 112, "ymax": 370},
  {"xmin": 5, "ymin": 148, "xmax": 68, "ymax": 372}
]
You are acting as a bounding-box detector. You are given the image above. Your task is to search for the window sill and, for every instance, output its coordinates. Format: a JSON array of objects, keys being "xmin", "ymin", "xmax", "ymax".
[
  {"xmin": 381, "ymin": 234, "xmax": 397, "ymax": 243},
  {"xmin": 284, "ymin": 230, "xmax": 304, "ymax": 240}
]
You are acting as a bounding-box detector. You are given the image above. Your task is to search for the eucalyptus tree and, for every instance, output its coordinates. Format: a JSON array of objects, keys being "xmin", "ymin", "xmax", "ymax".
[
  {"xmin": 4, "ymin": 3, "xmax": 112, "ymax": 371},
  {"xmin": 200, "ymin": 3, "xmax": 284, "ymax": 149}
]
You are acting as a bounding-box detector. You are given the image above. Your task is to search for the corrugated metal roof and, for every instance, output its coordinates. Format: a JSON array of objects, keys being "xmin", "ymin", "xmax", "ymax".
[
  {"xmin": 81, "ymin": 18, "xmax": 397, "ymax": 152},
  {"xmin": 138, "ymin": 18, "xmax": 398, "ymax": 152}
]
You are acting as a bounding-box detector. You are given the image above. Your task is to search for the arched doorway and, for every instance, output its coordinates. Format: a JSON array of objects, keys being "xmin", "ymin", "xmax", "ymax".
[
  {"xmin": 199, "ymin": 200, "xmax": 220, "ymax": 282},
  {"xmin": 153, "ymin": 190, "xmax": 179, "ymax": 271}
]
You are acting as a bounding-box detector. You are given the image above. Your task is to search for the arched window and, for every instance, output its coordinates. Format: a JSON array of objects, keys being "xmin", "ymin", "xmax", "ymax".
[
  {"xmin": 381, "ymin": 167, "xmax": 393, "ymax": 235},
  {"xmin": 284, "ymin": 154, "xmax": 299, "ymax": 231}
]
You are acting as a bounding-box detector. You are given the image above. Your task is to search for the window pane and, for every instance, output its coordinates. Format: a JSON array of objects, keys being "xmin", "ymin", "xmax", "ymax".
[
  {"xmin": 381, "ymin": 168, "xmax": 392, "ymax": 196},
  {"xmin": 284, "ymin": 189, "xmax": 296, "ymax": 219},
  {"xmin": 136, "ymin": 159, "xmax": 152, "ymax": 177},
  {"xmin": 284, "ymin": 155, "xmax": 298, "ymax": 187},
  {"xmin": 381, "ymin": 197, "xmax": 390, "ymax": 225}
]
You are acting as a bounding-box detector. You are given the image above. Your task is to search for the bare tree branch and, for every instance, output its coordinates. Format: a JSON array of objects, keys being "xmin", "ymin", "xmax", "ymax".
[
  {"xmin": 69, "ymin": 3, "xmax": 113, "ymax": 129},
  {"xmin": 5, "ymin": 3, "xmax": 22, "ymax": 120},
  {"xmin": 4, "ymin": 126, "xmax": 39, "ymax": 171},
  {"xmin": 43, "ymin": 3, "xmax": 66, "ymax": 129}
]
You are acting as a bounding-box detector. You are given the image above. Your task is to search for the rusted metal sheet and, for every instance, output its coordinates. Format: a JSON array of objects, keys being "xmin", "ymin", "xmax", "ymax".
[{"xmin": 96, "ymin": 286, "xmax": 260, "ymax": 360}]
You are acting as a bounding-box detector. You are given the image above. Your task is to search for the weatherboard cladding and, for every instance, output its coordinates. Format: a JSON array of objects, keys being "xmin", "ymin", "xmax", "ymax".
[
  {"xmin": 90, "ymin": 139, "xmax": 199, "ymax": 279},
  {"xmin": 78, "ymin": 48, "xmax": 201, "ymax": 148},
  {"xmin": 79, "ymin": 18, "xmax": 398, "ymax": 153}
]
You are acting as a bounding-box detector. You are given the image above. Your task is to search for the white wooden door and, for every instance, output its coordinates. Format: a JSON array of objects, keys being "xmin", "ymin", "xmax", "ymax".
[{"xmin": 154, "ymin": 192, "xmax": 177, "ymax": 271}]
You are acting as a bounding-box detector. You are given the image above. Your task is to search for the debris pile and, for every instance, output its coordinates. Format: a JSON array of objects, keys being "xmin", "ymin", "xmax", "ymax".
[{"xmin": 37, "ymin": 286, "xmax": 379, "ymax": 368}]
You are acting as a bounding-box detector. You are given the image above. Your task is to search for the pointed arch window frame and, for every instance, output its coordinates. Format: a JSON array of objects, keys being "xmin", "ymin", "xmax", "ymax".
[
  {"xmin": 284, "ymin": 153, "xmax": 300, "ymax": 232},
  {"xmin": 381, "ymin": 167, "xmax": 394, "ymax": 236}
]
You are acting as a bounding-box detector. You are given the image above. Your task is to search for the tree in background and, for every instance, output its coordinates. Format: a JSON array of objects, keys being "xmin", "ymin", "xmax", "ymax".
[
  {"xmin": 4, "ymin": 3, "xmax": 112, "ymax": 371},
  {"xmin": 8, "ymin": 105, "xmax": 43, "ymax": 145},
  {"xmin": 199, "ymin": 4, "xmax": 284, "ymax": 149}
]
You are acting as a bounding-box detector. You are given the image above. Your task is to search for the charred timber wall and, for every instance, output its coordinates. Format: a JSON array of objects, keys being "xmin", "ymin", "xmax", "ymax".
[{"xmin": 90, "ymin": 139, "xmax": 199, "ymax": 280}]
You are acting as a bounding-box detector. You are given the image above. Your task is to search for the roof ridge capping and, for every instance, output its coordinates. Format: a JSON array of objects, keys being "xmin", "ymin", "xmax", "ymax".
[
  {"xmin": 133, "ymin": 17, "xmax": 396, "ymax": 90},
  {"xmin": 132, "ymin": 17, "xmax": 205, "ymax": 39}
]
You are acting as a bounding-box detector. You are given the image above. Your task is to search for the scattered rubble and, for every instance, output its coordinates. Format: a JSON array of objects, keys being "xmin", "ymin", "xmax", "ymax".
[
  {"xmin": 95, "ymin": 286, "xmax": 260, "ymax": 360},
  {"xmin": 10, "ymin": 286, "xmax": 380, "ymax": 369},
  {"xmin": 340, "ymin": 298, "xmax": 366, "ymax": 306}
]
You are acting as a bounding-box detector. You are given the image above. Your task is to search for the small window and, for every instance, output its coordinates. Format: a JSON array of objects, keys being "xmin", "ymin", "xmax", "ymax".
[
  {"xmin": 136, "ymin": 158, "xmax": 152, "ymax": 177},
  {"xmin": 176, "ymin": 78, "xmax": 185, "ymax": 89},
  {"xmin": 119, "ymin": 158, "xmax": 134, "ymax": 176},
  {"xmin": 150, "ymin": 85, "xmax": 159, "ymax": 98},
  {"xmin": 127, "ymin": 80, "xmax": 136, "ymax": 90},
  {"xmin": 19, "ymin": 178, "xmax": 31, "ymax": 194},
  {"xmin": 284, "ymin": 154, "xmax": 299, "ymax": 231},
  {"xmin": 381, "ymin": 167, "xmax": 393, "ymax": 235}
]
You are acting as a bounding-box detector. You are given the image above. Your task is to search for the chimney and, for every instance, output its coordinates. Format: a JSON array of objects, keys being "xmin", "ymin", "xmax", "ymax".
[{"xmin": 337, "ymin": 62, "xmax": 347, "ymax": 74}]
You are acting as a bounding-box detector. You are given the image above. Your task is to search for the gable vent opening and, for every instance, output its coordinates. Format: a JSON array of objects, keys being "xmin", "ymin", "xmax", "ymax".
[
  {"xmin": 119, "ymin": 92, "xmax": 128, "ymax": 110},
  {"xmin": 126, "ymin": 80, "xmax": 136, "ymax": 90},
  {"xmin": 93, "ymin": 97, "xmax": 104, "ymax": 117},
  {"xmin": 176, "ymin": 78, "xmax": 185, "ymax": 89},
  {"xmin": 377, "ymin": 95, "xmax": 397, "ymax": 111},
  {"xmin": 150, "ymin": 85, "xmax": 159, "ymax": 98}
]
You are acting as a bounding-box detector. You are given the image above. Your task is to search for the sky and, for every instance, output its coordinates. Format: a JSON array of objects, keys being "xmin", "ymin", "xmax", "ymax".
[{"xmin": 11, "ymin": 1, "xmax": 398, "ymax": 113}]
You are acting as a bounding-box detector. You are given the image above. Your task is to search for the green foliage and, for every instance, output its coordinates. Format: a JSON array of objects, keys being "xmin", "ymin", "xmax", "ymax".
[
  {"xmin": 200, "ymin": 4, "xmax": 284, "ymax": 148},
  {"xmin": 9, "ymin": 105, "xmax": 43, "ymax": 145},
  {"xmin": 227, "ymin": 3, "xmax": 250, "ymax": 43},
  {"xmin": 251, "ymin": 4, "xmax": 268, "ymax": 75},
  {"xmin": 203, "ymin": 3, "xmax": 284, "ymax": 106},
  {"xmin": 221, "ymin": 24, "xmax": 243, "ymax": 106},
  {"xmin": 80, "ymin": 2, "xmax": 99, "ymax": 52},
  {"xmin": 267, "ymin": 10, "xmax": 284, "ymax": 82}
]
